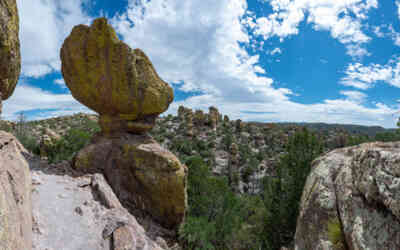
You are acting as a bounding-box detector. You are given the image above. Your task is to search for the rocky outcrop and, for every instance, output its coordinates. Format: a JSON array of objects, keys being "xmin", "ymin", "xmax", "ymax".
[
  {"xmin": 295, "ymin": 142, "xmax": 400, "ymax": 250},
  {"xmin": 0, "ymin": 0, "xmax": 20, "ymax": 114},
  {"xmin": 208, "ymin": 106, "xmax": 219, "ymax": 130},
  {"xmin": 194, "ymin": 110, "xmax": 205, "ymax": 126},
  {"xmin": 31, "ymin": 164, "xmax": 166, "ymax": 250},
  {"xmin": 62, "ymin": 17, "xmax": 187, "ymax": 231},
  {"xmin": 73, "ymin": 133, "xmax": 187, "ymax": 230},
  {"xmin": 235, "ymin": 119, "xmax": 244, "ymax": 132},
  {"xmin": 185, "ymin": 109, "xmax": 194, "ymax": 137},
  {"xmin": 0, "ymin": 131, "xmax": 32, "ymax": 250},
  {"xmin": 61, "ymin": 18, "xmax": 173, "ymax": 134}
]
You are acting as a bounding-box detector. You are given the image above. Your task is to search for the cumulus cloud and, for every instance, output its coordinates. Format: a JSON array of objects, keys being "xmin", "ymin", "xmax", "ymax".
[
  {"xmin": 112, "ymin": 0, "xmax": 290, "ymax": 104},
  {"xmin": 17, "ymin": 0, "xmax": 91, "ymax": 78},
  {"xmin": 341, "ymin": 60, "xmax": 400, "ymax": 89},
  {"xmin": 107, "ymin": 0, "xmax": 398, "ymax": 128},
  {"xmin": 249, "ymin": 0, "xmax": 377, "ymax": 58},
  {"xmin": 8, "ymin": 0, "xmax": 398, "ymax": 127},
  {"xmin": 2, "ymin": 82, "xmax": 89, "ymax": 121}
]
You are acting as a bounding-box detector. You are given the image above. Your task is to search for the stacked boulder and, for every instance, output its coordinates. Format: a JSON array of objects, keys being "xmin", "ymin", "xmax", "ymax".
[
  {"xmin": 194, "ymin": 109, "xmax": 205, "ymax": 126},
  {"xmin": 208, "ymin": 106, "xmax": 220, "ymax": 130},
  {"xmin": 185, "ymin": 108, "xmax": 194, "ymax": 137},
  {"xmin": 0, "ymin": 0, "xmax": 20, "ymax": 114},
  {"xmin": 235, "ymin": 119, "xmax": 244, "ymax": 132},
  {"xmin": 61, "ymin": 18, "xmax": 187, "ymax": 230}
]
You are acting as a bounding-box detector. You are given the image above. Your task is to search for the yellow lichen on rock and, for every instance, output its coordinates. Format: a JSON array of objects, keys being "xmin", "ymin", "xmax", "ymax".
[
  {"xmin": 73, "ymin": 133, "xmax": 187, "ymax": 230},
  {"xmin": 61, "ymin": 18, "xmax": 173, "ymax": 133},
  {"xmin": 0, "ymin": 0, "xmax": 21, "ymax": 111}
]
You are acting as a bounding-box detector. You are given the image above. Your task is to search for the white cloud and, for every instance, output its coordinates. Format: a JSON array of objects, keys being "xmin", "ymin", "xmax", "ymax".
[
  {"xmin": 346, "ymin": 44, "xmax": 370, "ymax": 59},
  {"xmin": 2, "ymin": 82, "xmax": 89, "ymax": 121},
  {"xmin": 340, "ymin": 90, "xmax": 366, "ymax": 103},
  {"xmin": 17, "ymin": 0, "xmax": 91, "ymax": 78},
  {"xmin": 371, "ymin": 24, "xmax": 400, "ymax": 46},
  {"xmin": 270, "ymin": 47, "xmax": 282, "ymax": 55},
  {"xmin": 54, "ymin": 78, "xmax": 67, "ymax": 88},
  {"xmin": 112, "ymin": 0, "xmax": 290, "ymax": 104},
  {"xmin": 373, "ymin": 26, "xmax": 385, "ymax": 38},
  {"xmin": 341, "ymin": 59, "xmax": 400, "ymax": 89},
  {"xmin": 397, "ymin": 1, "xmax": 400, "ymax": 20},
  {"xmin": 166, "ymin": 93, "xmax": 396, "ymax": 128},
  {"xmin": 251, "ymin": 0, "xmax": 377, "ymax": 58},
  {"xmin": 107, "ymin": 0, "xmax": 399, "ymax": 128}
]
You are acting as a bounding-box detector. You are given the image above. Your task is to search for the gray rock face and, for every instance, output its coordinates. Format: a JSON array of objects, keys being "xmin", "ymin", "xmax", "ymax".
[
  {"xmin": 0, "ymin": 131, "xmax": 32, "ymax": 250},
  {"xmin": 295, "ymin": 142, "xmax": 400, "ymax": 250},
  {"xmin": 32, "ymin": 166, "xmax": 165, "ymax": 250}
]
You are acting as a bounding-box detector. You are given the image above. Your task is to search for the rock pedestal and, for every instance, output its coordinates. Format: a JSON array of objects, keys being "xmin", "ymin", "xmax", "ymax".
[
  {"xmin": 74, "ymin": 133, "xmax": 187, "ymax": 230},
  {"xmin": 0, "ymin": 0, "xmax": 21, "ymax": 113},
  {"xmin": 208, "ymin": 106, "xmax": 219, "ymax": 130}
]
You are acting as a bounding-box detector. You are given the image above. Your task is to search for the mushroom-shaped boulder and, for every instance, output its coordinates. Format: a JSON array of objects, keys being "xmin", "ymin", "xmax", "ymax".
[{"xmin": 61, "ymin": 18, "xmax": 173, "ymax": 134}]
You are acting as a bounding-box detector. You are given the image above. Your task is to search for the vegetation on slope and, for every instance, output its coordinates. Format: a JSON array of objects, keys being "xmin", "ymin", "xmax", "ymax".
[{"xmin": 1, "ymin": 110, "xmax": 400, "ymax": 249}]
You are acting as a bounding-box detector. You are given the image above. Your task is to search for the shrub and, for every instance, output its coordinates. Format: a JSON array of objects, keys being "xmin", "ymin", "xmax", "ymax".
[{"xmin": 46, "ymin": 128, "xmax": 92, "ymax": 163}]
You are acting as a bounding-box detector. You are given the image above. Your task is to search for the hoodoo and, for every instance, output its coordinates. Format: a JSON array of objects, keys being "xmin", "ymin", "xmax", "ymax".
[{"xmin": 61, "ymin": 18, "xmax": 187, "ymax": 230}]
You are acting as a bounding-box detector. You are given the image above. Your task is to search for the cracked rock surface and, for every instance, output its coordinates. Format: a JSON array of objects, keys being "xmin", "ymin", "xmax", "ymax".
[
  {"xmin": 295, "ymin": 142, "xmax": 400, "ymax": 250},
  {"xmin": 31, "ymin": 163, "xmax": 165, "ymax": 250}
]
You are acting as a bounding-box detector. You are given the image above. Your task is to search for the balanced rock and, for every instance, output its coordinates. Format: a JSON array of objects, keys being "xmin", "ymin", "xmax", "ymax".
[
  {"xmin": 61, "ymin": 18, "xmax": 173, "ymax": 134},
  {"xmin": 295, "ymin": 142, "xmax": 400, "ymax": 250},
  {"xmin": 208, "ymin": 106, "xmax": 219, "ymax": 130},
  {"xmin": 185, "ymin": 109, "xmax": 194, "ymax": 136},
  {"xmin": 0, "ymin": 131, "xmax": 32, "ymax": 250},
  {"xmin": 0, "ymin": 0, "xmax": 21, "ymax": 113},
  {"xmin": 74, "ymin": 133, "xmax": 187, "ymax": 230},
  {"xmin": 194, "ymin": 110, "xmax": 205, "ymax": 126}
]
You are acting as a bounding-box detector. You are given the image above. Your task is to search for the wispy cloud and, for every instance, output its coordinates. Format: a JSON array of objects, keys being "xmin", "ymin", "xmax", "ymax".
[
  {"xmin": 341, "ymin": 59, "xmax": 400, "ymax": 89},
  {"xmin": 246, "ymin": 0, "xmax": 377, "ymax": 59}
]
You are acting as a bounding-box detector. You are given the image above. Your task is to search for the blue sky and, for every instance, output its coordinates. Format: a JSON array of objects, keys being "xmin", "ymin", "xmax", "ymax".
[{"xmin": 4, "ymin": 0, "xmax": 400, "ymax": 127}]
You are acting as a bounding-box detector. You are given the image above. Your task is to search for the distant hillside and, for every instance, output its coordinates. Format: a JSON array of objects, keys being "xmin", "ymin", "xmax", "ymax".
[{"xmin": 275, "ymin": 122, "xmax": 393, "ymax": 137}]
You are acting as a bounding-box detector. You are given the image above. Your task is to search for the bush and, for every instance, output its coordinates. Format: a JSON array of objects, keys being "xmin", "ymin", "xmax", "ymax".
[
  {"xmin": 46, "ymin": 128, "xmax": 92, "ymax": 163},
  {"xmin": 179, "ymin": 156, "xmax": 256, "ymax": 250}
]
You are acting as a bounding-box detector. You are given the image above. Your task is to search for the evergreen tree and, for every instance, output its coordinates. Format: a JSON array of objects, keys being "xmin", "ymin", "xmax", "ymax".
[{"xmin": 262, "ymin": 127, "xmax": 323, "ymax": 249}]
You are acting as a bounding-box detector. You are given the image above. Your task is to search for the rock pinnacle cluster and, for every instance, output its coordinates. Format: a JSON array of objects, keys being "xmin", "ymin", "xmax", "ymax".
[
  {"xmin": 61, "ymin": 17, "xmax": 173, "ymax": 134},
  {"xmin": 0, "ymin": 0, "xmax": 21, "ymax": 114}
]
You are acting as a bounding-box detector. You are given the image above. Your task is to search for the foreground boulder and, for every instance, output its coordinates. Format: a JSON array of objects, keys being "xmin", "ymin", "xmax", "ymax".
[
  {"xmin": 0, "ymin": 0, "xmax": 21, "ymax": 113},
  {"xmin": 74, "ymin": 133, "xmax": 187, "ymax": 230},
  {"xmin": 295, "ymin": 142, "xmax": 400, "ymax": 249},
  {"xmin": 0, "ymin": 131, "xmax": 32, "ymax": 250},
  {"xmin": 61, "ymin": 18, "xmax": 173, "ymax": 134}
]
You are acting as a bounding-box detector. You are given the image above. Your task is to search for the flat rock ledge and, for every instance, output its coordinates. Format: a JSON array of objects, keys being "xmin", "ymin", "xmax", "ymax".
[{"xmin": 31, "ymin": 164, "xmax": 168, "ymax": 250}]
